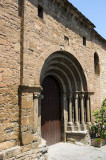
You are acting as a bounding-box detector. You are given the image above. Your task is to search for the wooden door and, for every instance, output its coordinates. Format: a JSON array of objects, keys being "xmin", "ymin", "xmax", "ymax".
[{"xmin": 41, "ymin": 76, "xmax": 61, "ymax": 145}]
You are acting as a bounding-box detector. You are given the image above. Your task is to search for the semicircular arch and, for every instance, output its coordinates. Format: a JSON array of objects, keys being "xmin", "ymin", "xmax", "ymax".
[{"xmin": 40, "ymin": 51, "xmax": 87, "ymax": 92}]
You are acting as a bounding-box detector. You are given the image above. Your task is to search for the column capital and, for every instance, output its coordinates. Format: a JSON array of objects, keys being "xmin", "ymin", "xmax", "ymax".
[
  {"xmin": 79, "ymin": 93, "xmax": 85, "ymax": 98},
  {"xmin": 86, "ymin": 94, "xmax": 90, "ymax": 99},
  {"xmin": 33, "ymin": 92, "xmax": 40, "ymax": 99},
  {"xmin": 74, "ymin": 93, "xmax": 79, "ymax": 99}
]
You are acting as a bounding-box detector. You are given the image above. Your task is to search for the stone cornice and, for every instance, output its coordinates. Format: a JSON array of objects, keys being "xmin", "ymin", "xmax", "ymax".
[
  {"xmin": 52, "ymin": 0, "xmax": 106, "ymax": 43},
  {"xmin": 52, "ymin": 0, "xmax": 95, "ymax": 29}
]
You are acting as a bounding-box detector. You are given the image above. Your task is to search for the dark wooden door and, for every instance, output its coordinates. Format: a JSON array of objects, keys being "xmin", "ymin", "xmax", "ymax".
[{"xmin": 41, "ymin": 76, "xmax": 61, "ymax": 145}]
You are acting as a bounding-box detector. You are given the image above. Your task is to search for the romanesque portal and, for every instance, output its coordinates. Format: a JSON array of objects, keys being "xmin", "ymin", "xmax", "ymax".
[
  {"xmin": 1, "ymin": 0, "xmax": 105, "ymax": 159},
  {"xmin": 40, "ymin": 51, "xmax": 92, "ymax": 144}
]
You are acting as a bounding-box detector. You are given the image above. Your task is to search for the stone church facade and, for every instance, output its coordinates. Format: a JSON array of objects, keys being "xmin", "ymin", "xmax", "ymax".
[{"xmin": 0, "ymin": 0, "xmax": 106, "ymax": 159}]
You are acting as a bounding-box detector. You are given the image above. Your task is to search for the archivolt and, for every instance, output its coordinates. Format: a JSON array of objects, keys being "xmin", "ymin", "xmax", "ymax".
[{"xmin": 40, "ymin": 51, "xmax": 87, "ymax": 92}]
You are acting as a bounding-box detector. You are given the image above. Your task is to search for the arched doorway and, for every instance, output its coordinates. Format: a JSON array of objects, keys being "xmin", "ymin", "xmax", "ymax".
[
  {"xmin": 41, "ymin": 75, "xmax": 61, "ymax": 145},
  {"xmin": 40, "ymin": 51, "xmax": 92, "ymax": 144}
]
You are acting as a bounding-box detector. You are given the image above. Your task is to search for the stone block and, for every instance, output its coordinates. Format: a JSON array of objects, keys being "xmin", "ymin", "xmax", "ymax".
[
  {"xmin": 21, "ymin": 144, "xmax": 32, "ymax": 153},
  {"xmin": 0, "ymin": 134, "xmax": 7, "ymax": 143},
  {"xmin": 4, "ymin": 147, "xmax": 21, "ymax": 159},
  {"xmin": 7, "ymin": 132, "xmax": 18, "ymax": 141},
  {"xmin": 33, "ymin": 142, "xmax": 38, "ymax": 149},
  {"xmin": 21, "ymin": 117, "xmax": 28, "ymax": 126},
  {"xmin": 29, "ymin": 42, "xmax": 37, "ymax": 50},
  {"xmin": 0, "ymin": 74, "xmax": 2, "ymax": 82},
  {"xmin": 22, "ymin": 132, "xmax": 33, "ymax": 145},
  {"xmin": 66, "ymin": 131, "xmax": 91, "ymax": 145},
  {"xmin": 22, "ymin": 100, "xmax": 33, "ymax": 109},
  {"xmin": 21, "ymin": 116, "xmax": 33, "ymax": 126},
  {"xmin": 21, "ymin": 109, "xmax": 33, "ymax": 117},
  {"xmin": 0, "ymin": 141, "xmax": 15, "ymax": 150}
]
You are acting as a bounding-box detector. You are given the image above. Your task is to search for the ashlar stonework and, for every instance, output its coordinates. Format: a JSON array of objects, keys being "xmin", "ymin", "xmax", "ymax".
[{"xmin": 0, "ymin": 0, "xmax": 106, "ymax": 159}]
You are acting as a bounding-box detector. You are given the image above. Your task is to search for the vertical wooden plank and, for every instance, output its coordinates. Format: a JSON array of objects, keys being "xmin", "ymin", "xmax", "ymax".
[{"xmin": 41, "ymin": 76, "xmax": 61, "ymax": 145}]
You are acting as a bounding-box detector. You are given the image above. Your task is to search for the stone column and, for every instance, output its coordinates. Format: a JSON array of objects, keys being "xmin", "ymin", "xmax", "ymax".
[
  {"xmin": 74, "ymin": 93, "xmax": 79, "ymax": 123},
  {"xmin": 63, "ymin": 92, "xmax": 68, "ymax": 142},
  {"xmin": 33, "ymin": 92, "xmax": 40, "ymax": 134},
  {"xmin": 80, "ymin": 93, "xmax": 85, "ymax": 124},
  {"xmin": 86, "ymin": 95, "xmax": 90, "ymax": 123},
  {"xmin": 68, "ymin": 94, "xmax": 73, "ymax": 123}
]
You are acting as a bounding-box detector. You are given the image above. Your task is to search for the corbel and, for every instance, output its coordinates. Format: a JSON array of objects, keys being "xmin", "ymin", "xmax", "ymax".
[
  {"xmin": 59, "ymin": 0, "xmax": 64, "ymax": 9},
  {"xmin": 74, "ymin": 16, "xmax": 79, "ymax": 22},
  {"xmin": 65, "ymin": 6, "xmax": 70, "ymax": 14},
  {"xmin": 72, "ymin": 12, "xmax": 79, "ymax": 21},
  {"xmin": 79, "ymin": 18, "xmax": 83, "ymax": 25}
]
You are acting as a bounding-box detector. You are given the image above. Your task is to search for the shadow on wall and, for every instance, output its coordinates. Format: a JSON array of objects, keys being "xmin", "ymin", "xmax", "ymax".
[{"xmin": 19, "ymin": 0, "xmax": 106, "ymax": 48}]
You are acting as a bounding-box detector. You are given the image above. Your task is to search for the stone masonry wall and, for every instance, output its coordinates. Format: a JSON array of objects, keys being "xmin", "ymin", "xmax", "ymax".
[
  {"xmin": 23, "ymin": 0, "xmax": 106, "ymax": 110},
  {"xmin": 0, "ymin": 0, "xmax": 106, "ymax": 159},
  {"xmin": 0, "ymin": 0, "xmax": 47, "ymax": 159},
  {"xmin": 0, "ymin": 0, "xmax": 20, "ymax": 150},
  {"xmin": 100, "ymin": 49, "xmax": 106, "ymax": 103}
]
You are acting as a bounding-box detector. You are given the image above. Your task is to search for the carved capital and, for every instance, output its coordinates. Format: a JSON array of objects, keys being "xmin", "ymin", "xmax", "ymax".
[
  {"xmin": 86, "ymin": 94, "xmax": 90, "ymax": 99},
  {"xmin": 33, "ymin": 92, "xmax": 40, "ymax": 99},
  {"xmin": 79, "ymin": 93, "xmax": 85, "ymax": 99},
  {"xmin": 74, "ymin": 93, "xmax": 79, "ymax": 99}
]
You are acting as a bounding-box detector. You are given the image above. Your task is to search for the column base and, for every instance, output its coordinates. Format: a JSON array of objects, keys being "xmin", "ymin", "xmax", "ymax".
[
  {"xmin": 80, "ymin": 122, "xmax": 86, "ymax": 131},
  {"xmin": 67, "ymin": 122, "xmax": 74, "ymax": 131},
  {"xmin": 68, "ymin": 122, "xmax": 73, "ymax": 125},
  {"xmin": 86, "ymin": 122, "xmax": 91, "ymax": 125},
  {"xmin": 86, "ymin": 122, "xmax": 91, "ymax": 130},
  {"xmin": 74, "ymin": 122, "xmax": 81, "ymax": 131}
]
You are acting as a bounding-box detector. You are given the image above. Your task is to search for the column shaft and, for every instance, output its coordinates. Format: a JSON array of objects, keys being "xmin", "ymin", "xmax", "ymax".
[
  {"xmin": 80, "ymin": 94, "xmax": 85, "ymax": 124},
  {"xmin": 69, "ymin": 96, "xmax": 73, "ymax": 122},
  {"xmin": 33, "ymin": 93, "xmax": 39, "ymax": 134},
  {"xmin": 86, "ymin": 95, "xmax": 90, "ymax": 122},
  {"xmin": 75, "ymin": 94, "xmax": 78, "ymax": 123},
  {"xmin": 62, "ymin": 93, "xmax": 68, "ymax": 142}
]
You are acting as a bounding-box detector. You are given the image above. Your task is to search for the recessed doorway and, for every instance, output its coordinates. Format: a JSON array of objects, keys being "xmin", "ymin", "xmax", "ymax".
[{"xmin": 41, "ymin": 75, "xmax": 61, "ymax": 145}]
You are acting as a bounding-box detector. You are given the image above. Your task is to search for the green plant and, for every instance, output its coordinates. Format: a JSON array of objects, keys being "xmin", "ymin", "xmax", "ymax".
[{"xmin": 91, "ymin": 98, "xmax": 106, "ymax": 139}]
